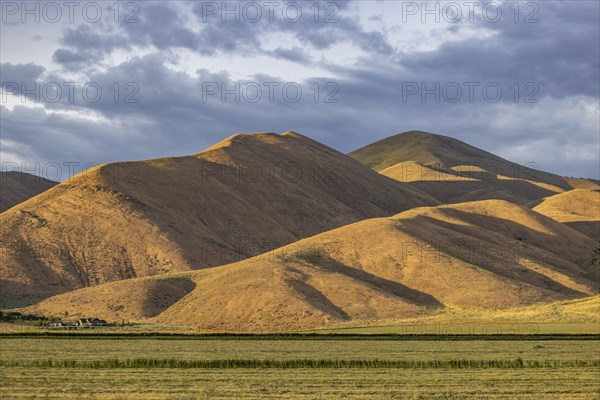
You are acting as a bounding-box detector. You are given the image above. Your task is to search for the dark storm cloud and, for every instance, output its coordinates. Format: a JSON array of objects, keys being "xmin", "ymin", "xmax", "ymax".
[
  {"xmin": 4, "ymin": 51, "xmax": 596, "ymax": 179},
  {"xmin": 52, "ymin": 49, "xmax": 90, "ymax": 67},
  {"xmin": 50, "ymin": 2, "xmax": 196, "ymax": 69},
  {"xmin": 398, "ymin": 1, "xmax": 600, "ymax": 99},
  {"xmin": 2, "ymin": 1, "xmax": 599, "ymax": 179},
  {"xmin": 0, "ymin": 62, "xmax": 46, "ymax": 83},
  {"xmin": 61, "ymin": 24, "xmax": 130, "ymax": 52},
  {"xmin": 51, "ymin": 0, "xmax": 392, "ymax": 68},
  {"xmin": 51, "ymin": 21, "xmax": 134, "ymax": 69},
  {"xmin": 257, "ymin": 1, "xmax": 393, "ymax": 54},
  {"xmin": 123, "ymin": 2, "xmax": 199, "ymax": 50},
  {"xmin": 0, "ymin": 104, "xmax": 154, "ymax": 180},
  {"xmin": 268, "ymin": 47, "xmax": 311, "ymax": 63}
]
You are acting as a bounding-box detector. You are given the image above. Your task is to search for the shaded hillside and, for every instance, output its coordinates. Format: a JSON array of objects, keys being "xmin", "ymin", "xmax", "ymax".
[
  {"xmin": 533, "ymin": 189, "xmax": 600, "ymax": 241},
  {"xmin": 26, "ymin": 200, "xmax": 598, "ymax": 331},
  {"xmin": 0, "ymin": 172, "xmax": 57, "ymax": 213},
  {"xmin": 0, "ymin": 131, "xmax": 438, "ymax": 308},
  {"xmin": 349, "ymin": 131, "xmax": 589, "ymax": 204}
]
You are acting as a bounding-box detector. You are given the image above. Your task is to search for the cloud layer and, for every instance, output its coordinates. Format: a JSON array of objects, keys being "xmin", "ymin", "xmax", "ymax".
[{"xmin": 1, "ymin": 0, "xmax": 598, "ymax": 179}]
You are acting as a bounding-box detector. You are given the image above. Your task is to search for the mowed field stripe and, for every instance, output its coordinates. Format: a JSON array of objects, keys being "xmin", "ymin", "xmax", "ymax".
[
  {"xmin": 2, "ymin": 368, "xmax": 599, "ymax": 399},
  {"xmin": 2, "ymin": 358, "xmax": 599, "ymax": 369}
]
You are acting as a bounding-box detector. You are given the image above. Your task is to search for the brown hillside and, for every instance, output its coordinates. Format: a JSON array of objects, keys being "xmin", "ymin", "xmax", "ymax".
[
  {"xmin": 564, "ymin": 178, "xmax": 600, "ymax": 190},
  {"xmin": 533, "ymin": 189, "xmax": 600, "ymax": 241},
  {"xmin": 0, "ymin": 131, "xmax": 438, "ymax": 308},
  {"xmin": 0, "ymin": 172, "xmax": 57, "ymax": 213},
  {"xmin": 26, "ymin": 200, "xmax": 598, "ymax": 331},
  {"xmin": 349, "ymin": 131, "xmax": 587, "ymax": 204}
]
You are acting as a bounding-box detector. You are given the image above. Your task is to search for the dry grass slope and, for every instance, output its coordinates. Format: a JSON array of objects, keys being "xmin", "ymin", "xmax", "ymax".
[
  {"xmin": 0, "ymin": 131, "xmax": 438, "ymax": 308},
  {"xmin": 26, "ymin": 200, "xmax": 598, "ymax": 331},
  {"xmin": 532, "ymin": 189, "xmax": 600, "ymax": 241}
]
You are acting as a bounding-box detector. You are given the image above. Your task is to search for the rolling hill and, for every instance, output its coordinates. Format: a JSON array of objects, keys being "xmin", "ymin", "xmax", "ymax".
[
  {"xmin": 0, "ymin": 172, "xmax": 58, "ymax": 213},
  {"xmin": 349, "ymin": 131, "xmax": 596, "ymax": 204},
  {"xmin": 25, "ymin": 200, "xmax": 598, "ymax": 331},
  {"xmin": 0, "ymin": 131, "xmax": 438, "ymax": 308},
  {"xmin": 532, "ymin": 189, "xmax": 600, "ymax": 241}
]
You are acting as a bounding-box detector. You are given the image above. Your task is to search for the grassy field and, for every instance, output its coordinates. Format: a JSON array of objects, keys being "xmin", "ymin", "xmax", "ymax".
[
  {"xmin": 2, "ymin": 320, "xmax": 598, "ymax": 336},
  {"xmin": 1, "ymin": 337, "xmax": 599, "ymax": 362},
  {"xmin": 3, "ymin": 367, "xmax": 599, "ymax": 399},
  {"xmin": 311, "ymin": 322, "xmax": 600, "ymax": 335},
  {"xmin": 1, "ymin": 336, "xmax": 599, "ymax": 399}
]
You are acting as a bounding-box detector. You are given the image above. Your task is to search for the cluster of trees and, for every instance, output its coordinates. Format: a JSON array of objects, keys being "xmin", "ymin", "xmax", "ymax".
[{"xmin": 0, "ymin": 311, "xmax": 48, "ymax": 322}]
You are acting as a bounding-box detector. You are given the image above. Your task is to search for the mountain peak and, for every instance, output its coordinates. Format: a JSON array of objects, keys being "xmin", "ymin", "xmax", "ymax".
[
  {"xmin": 203, "ymin": 132, "xmax": 279, "ymax": 152},
  {"xmin": 349, "ymin": 130, "xmax": 579, "ymax": 204},
  {"xmin": 349, "ymin": 130, "xmax": 486, "ymax": 171},
  {"xmin": 0, "ymin": 131, "xmax": 437, "ymax": 308},
  {"xmin": 281, "ymin": 130, "xmax": 304, "ymax": 138}
]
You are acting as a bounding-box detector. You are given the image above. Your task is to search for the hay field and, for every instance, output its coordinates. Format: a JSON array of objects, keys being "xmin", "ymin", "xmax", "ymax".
[{"xmin": 1, "ymin": 336, "xmax": 598, "ymax": 399}]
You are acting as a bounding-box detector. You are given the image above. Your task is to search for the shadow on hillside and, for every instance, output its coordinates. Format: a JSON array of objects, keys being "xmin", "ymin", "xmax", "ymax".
[
  {"xmin": 284, "ymin": 268, "xmax": 351, "ymax": 321},
  {"xmin": 293, "ymin": 255, "xmax": 443, "ymax": 309},
  {"xmin": 565, "ymin": 221, "xmax": 600, "ymax": 242},
  {"xmin": 409, "ymin": 179, "xmax": 560, "ymax": 204},
  {"xmin": 0, "ymin": 279, "xmax": 62, "ymax": 309},
  {"xmin": 398, "ymin": 210, "xmax": 597, "ymax": 298},
  {"xmin": 0, "ymin": 239, "xmax": 84, "ymax": 309},
  {"xmin": 140, "ymin": 276, "xmax": 197, "ymax": 317}
]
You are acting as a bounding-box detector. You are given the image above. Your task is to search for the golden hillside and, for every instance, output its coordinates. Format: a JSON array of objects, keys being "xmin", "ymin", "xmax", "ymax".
[
  {"xmin": 0, "ymin": 131, "xmax": 438, "ymax": 308},
  {"xmin": 349, "ymin": 131, "xmax": 593, "ymax": 204},
  {"xmin": 564, "ymin": 177, "xmax": 600, "ymax": 190},
  {"xmin": 379, "ymin": 161, "xmax": 476, "ymax": 182},
  {"xmin": 0, "ymin": 172, "xmax": 57, "ymax": 213},
  {"xmin": 26, "ymin": 200, "xmax": 598, "ymax": 331},
  {"xmin": 532, "ymin": 189, "xmax": 600, "ymax": 241}
]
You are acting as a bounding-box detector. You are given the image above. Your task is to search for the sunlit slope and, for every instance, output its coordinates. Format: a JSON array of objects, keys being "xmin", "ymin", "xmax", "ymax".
[
  {"xmin": 27, "ymin": 200, "xmax": 598, "ymax": 331},
  {"xmin": 349, "ymin": 131, "xmax": 590, "ymax": 204},
  {"xmin": 564, "ymin": 177, "xmax": 600, "ymax": 190},
  {"xmin": 379, "ymin": 161, "xmax": 476, "ymax": 182},
  {"xmin": 533, "ymin": 189, "xmax": 600, "ymax": 241},
  {"xmin": 0, "ymin": 131, "xmax": 438, "ymax": 308},
  {"xmin": 495, "ymin": 294, "xmax": 600, "ymax": 322},
  {"xmin": 0, "ymin": 172, "xmax": 57, "ymax": 213}
]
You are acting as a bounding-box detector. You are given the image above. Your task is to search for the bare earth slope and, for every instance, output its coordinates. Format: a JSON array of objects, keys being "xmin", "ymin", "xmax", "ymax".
[
  {"xmin": 532, "ymin": 189, "xmax": 600, "ymax": 241},
  {"xmin": 349, "ymin": 131, "xmax": 593, "ymax": 204},
  {"xmin": 0, "ymin": 131, "xmax": 438, "ymax": 308},
  {"xmin": 26, "ymin": 200, "xmax": 598, "ymax": 331},
  {"xmin": 0, "ymin": 172, "xmax": 58, "ymax": 213}
]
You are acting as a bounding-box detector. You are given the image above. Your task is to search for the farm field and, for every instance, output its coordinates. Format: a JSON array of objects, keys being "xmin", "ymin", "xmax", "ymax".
[
  {"xmin": 3, "ymin": 367, "xmax": 599, "ymax": 399},
  {"xmin": 1, "ymin": 337, "xmax": 599, "ymax": 362},
  {"xmin": 312, "ymin": 322, "xmax": 600, "ymax": 335},
  {"xmin": 1, "ymin": 336, "xmax": 599, "ymax": 399}
]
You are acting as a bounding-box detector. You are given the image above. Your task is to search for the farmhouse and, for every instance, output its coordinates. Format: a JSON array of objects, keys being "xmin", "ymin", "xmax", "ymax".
[{"xmin": 76, "ymin": 318, "xmax": 107, "ymax": 327}]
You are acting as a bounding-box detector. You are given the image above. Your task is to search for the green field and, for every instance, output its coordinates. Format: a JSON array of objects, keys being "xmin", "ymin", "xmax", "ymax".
[{"xmin": 1, "ymin": 336, "xmax": 599, "ymax": 399}]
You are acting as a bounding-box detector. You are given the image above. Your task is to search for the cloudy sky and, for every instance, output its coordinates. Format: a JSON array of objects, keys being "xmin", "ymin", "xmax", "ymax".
[{"xmin": 1, "ymin": 0, "xmax": 598, "ymax": 180}]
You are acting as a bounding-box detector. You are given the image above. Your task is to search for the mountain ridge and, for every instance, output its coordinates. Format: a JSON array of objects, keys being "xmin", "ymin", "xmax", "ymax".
[
  {"xmin": 349, "ymin": 131, "xmax": 597, "ymax": 204},
  {"xmin": 0, "ymin": 131, "xmax": 438, "ymax": 308}
]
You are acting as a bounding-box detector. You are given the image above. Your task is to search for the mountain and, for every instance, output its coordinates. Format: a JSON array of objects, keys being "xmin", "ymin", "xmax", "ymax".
[
  {"xmin": 25, "ymin": 200, "xmax": 598, "ymax": 331},
  {"xmin": 532, "ymin": 189, "xmax": 600, "ymax": 241},
  {"xmin": 349, "ymin": 131, "xmax": 595, "ymax": 204},
  {"xmin": 0, "ymin": 131, "xmax": 438, "ymax": 308},
  {"xmin": 0, "ymin": 172, "xmax": 58, "ymax": 213}
]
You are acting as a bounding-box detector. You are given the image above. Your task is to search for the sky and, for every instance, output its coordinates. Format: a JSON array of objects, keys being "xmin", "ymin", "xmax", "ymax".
[{"xmin": 1, "ymin": 0, "xmax": 599, "ymax": 180}]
